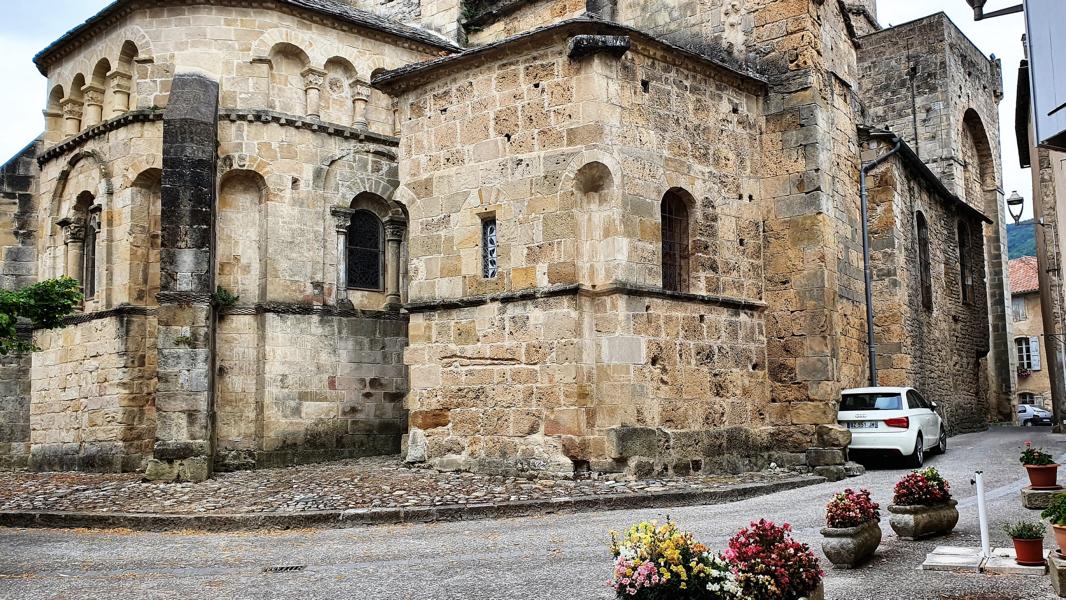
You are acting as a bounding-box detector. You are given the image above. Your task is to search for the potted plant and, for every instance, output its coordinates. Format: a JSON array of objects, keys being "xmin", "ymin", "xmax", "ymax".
[
  {"xmin": 725, "ymin": 519, "xmax": 825, "ymax": 600},
  {"xmin": 820, "ymin": 488, "xmax": 882, "ymax": 568},
  {"xmin": 609, "ymin": 519, "xmax": 742, "ymax": 599},
  {"xmin": 887, "ymin": 467, "xmax": 959, "ymax": 540},
  {"xmin": 1021, "ymin": 441, "xmax": 1060, "ymax": 490},
  {"xmin": 1041, "ymin": 493, "xmax": 1066, "ymax": 555},
  {"xmin": 1004, "ymin": 521, "xmax": 1047, "ymax": 566}
]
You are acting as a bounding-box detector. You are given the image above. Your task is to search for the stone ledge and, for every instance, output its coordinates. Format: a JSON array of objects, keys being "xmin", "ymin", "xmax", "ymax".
[
  {"xmin": 0, "ymin": 475, "xmax": 822, "ymax": 532},
  {"xmin": 219, "ymin": 109, "xmax": 399, "ymax": 147},
  {"xmin": 1021, "ymin": 485, "xmax": 1065, "ymax": 509}
]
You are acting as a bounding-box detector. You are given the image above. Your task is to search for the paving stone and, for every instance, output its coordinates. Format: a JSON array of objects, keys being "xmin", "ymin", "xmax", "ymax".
[
  {"xmin": 922, "ymin": 546, "xmax": 982, "ymax": 572},
  {"xmin": 983, "ymin": 547, "xmax": 1048, "ymax": 576}
]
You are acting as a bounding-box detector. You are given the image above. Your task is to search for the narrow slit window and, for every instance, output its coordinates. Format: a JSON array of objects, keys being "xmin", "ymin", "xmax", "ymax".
[
  {"xmin": 661, "ymin": 190, "xmax": 690, "ymax": 293},
  {"xmin": 346, "ymin": 209, "xmax": 384, "ymax": 290},
  {"xmin": 482, "ymin": 217, "xmax": 498, "ymax": 279},
  {"xmin": 83, "ymin": 211, "xmax": 99, "ymax": 299},
  {"xmin": 917, "ymin": 211, "xmax": 932, "ymax": 311},
  {"xmin": 958, "ymin": 221, "xmax": 973, "ymax": 303}
]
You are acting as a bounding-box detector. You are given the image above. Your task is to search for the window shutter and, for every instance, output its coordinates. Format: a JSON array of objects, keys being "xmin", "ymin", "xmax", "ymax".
[{"xmin": 1031, "ymin": 336, "xmax": 1042, "ymax": 371}]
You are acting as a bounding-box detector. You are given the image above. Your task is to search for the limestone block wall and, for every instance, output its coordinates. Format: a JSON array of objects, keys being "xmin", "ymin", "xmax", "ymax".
[
  {"xmin": 464, "ymin": 0, "xmax": 588, "ymax": 46},
  {"xmin": 0, "ymin": 353, "xmax": 30, "ymax": 470},
  {"xmin": 1013, "ymin": 292, "xmax": 1052, "ymax": 407},
  {"xmin": 29, "ymin": 314, "xmax": 156, "ymax": 472},
  {"xmin": 867, "ymin": 153, "xmax": 990, "ymax": 434}
]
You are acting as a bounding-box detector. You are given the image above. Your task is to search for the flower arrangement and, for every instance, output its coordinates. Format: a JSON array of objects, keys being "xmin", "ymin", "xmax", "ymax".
[
  {"xmin": 1021, "ymin": 441, "xmax": 1055, "ymax": 466},
  {"xmin": 893, "ymin": 467, "xmax": 951, "ymax": 506},
  {"xmin": 1004, "ymin": 520, "xmax": 1047, "ymax": 540},
  {"xmin": 825, "ymin": 488, "xmax": 880, "ymax": 529},
  {"xmin": 724, "ymin": 520, "xmax": 823, "ymax": 600},
  {"xmin": 609, "ymin": 520, "xmax": 741, "ymax": 599}
]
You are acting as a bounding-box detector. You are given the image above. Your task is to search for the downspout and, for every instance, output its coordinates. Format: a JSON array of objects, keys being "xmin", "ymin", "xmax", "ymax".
[{"xmin": 860, "ymin": 137, "xmax": 903, "ymax": 387}]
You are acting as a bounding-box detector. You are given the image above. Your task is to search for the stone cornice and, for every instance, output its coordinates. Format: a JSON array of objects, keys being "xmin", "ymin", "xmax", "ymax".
[
  {"xmin": 404, "ymin": 283, "xmax": 767, "ymax": 313},
  {"xmin": 218, "ymin": 109, "xmax": 399, "ymax": 148},
  {"xmin": 37, "ymin": 109, "xmax": 163, "ymax": 166},
  {"xmin": 221, "ymin": 301, "xmax": 407, "ymax": 321}
]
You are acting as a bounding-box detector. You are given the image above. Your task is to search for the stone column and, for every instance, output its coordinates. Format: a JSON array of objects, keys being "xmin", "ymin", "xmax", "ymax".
[
  {"xmin": 331, "ymin": 206, "xmax": 354, "ymax": 304},
  {"xmin": 147, "ymin": 73, "xmax": 219, "ymax": 483},
  {"xmin": 302, "ymin": 67, "xmax": 326, "ymax": 119},
  {"xmin": 42, "ymin": 110, "xmax": 63, "ymax": 142},
  {"xmin": 392, "ymin": 97, "xmax": 401, "ymax": 136},
  {"xmin": 60, "ymin": 99, "xmax": 82, "ymax": 136},
  {"xmin": 384, "ymin": 217, "xmax": 406, "ymax": 309},
  {"xmin": 351, "ymin": 82, "xmax": 370, "ymax": 129},
  {"xmin": 107, "ymin": 70, "xmax": 132, "ymax": 117},
  {"xmin": 58, "ymin": 217, "xmax": 86, "ymax": 287},
  {"xmin": 81, "ymin": 84, "xmax": 105, "ymax": 128}
]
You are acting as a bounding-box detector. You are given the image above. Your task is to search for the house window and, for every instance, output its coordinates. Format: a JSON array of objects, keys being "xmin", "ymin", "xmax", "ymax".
[
  {"xmin": 1019, "ymin": 392, "xmax": 1036, "ymax": 405},
  {"xmin": 83, "ymin": 210, "xmax": 99, "ymax": 299},
  {"xmin": 958, "ymin": 221, "xmax": 973, "ymax": 303},
  {"xmin": 346, "ymin": 209, "xmax": 383, "ymax": 290},
  {"xmin": 482, "ymin": 216, "xmax": 498, "ymax": 278},
  {"xmin": 1012, "ymin": 296, "xmax": 1028, "ymax": 322},
  {"xmin": 1016, "ymin": 336, "xmax": 1042, "ymax": 371},
  {"xmin": 661, "ymin": 190, "xmax": 690, "ymax": 293},
  {"xmin": 917, "ymin": 211, "xmax": 932, "ymax": 311}
]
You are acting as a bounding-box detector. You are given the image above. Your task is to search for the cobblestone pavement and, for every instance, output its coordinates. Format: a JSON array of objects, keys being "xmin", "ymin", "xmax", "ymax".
[
  {"xmin": 0, "ymin": 427, "xmax": 1062, "ymax": 600},
  {"xmin": 0, "ymin": 456, "xmax": 808, "ymax": 515}
]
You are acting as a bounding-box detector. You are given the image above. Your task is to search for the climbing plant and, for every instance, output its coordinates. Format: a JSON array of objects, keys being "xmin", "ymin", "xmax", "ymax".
[{"xmin": 0, "ymin": 276, "xmax": 83, "ymax": 355}]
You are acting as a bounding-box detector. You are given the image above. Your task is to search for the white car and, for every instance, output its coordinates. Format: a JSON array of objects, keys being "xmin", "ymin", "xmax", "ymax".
[
  {"xmin": 1018, "ymin": 404, "xmax": 1054, "ymax": 426},
  {"xmin": 837, "ymin": 386, "xmax": 948, "ymax": 467}
]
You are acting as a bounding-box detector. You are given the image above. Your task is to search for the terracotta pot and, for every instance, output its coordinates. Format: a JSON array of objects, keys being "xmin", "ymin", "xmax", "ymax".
[
  {"xmin": 1054, "ymin": 524, "xmax": 1066, "ymax": 555},
  {"xmin": 1025, "ymin": 464, "xmax": 1060, "ymax": 490},
  {"xmin": 887, "ymin": 500, "xmax": 959, "ymax": 540},
  {"xmin": 820, "ymin": 520, "xmax": 882, "ymax": 569},
  {"xmin": 1013, "ymin": 537, "xmax": 1045, "ymax": 566},
  {"xmin": 798, "ymin": 581, "xmax": 825, "ymax": 600}
]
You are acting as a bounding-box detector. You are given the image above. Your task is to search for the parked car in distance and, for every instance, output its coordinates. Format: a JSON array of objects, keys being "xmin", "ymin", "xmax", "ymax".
[
  {"xmin": 837, "ymin": 386, "xmax": 947, "ymax": 467},
  {"xmin": 1018, "ymin": 404, "xmax": 1053, "ymax": 426}
]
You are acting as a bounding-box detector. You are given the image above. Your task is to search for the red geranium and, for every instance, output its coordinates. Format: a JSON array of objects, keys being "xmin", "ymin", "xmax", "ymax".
[
  {"xmin": 723, "ymin": 519, "xmax": 823, "ymax": 600},
  {"xmin": 893, "ymin": 467, "xmax": 951, "ymax": 506},
  {"xmin": 825, "ymin": 488, "xmax": 880, "ymax": 528}
]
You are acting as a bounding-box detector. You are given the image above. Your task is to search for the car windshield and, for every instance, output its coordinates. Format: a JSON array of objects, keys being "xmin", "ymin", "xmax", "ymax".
[{"xmin": 840, "ymin": 393, "xmax": 902, "ymax": 411}]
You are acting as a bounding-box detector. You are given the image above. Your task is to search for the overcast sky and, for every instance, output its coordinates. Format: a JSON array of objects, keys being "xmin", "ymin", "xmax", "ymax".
[{"xmin": 0, "ymin": 1, "xmax": 1034, "ymax": 217}]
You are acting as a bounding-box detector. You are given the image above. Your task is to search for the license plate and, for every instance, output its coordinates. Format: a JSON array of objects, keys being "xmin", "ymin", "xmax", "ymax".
[{"xmin": 846, "ymin": 421, "xmax": 878, "ymax": 429}]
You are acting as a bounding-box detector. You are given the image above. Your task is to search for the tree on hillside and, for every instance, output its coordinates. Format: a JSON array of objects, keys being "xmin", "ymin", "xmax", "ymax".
[{"xmin": 0, "ymin": 277, "xmax": 82, "ymax": 354}]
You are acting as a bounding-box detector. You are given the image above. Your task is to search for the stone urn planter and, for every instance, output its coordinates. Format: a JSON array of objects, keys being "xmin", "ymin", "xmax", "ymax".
[
  {"xmin": 820, "ymin": 520, "xmax": 882, "ymax": 568},
  {"xmin": 1025, "ymin": 464, "xmax": 1061, "ymax": 490},
  {"xmin": 798, "ymin": 581, "xmax": 825, "ymax": 600},
  {"xmin": 888, "ymin": 500, "xmax": 959, "ymax": 540}
]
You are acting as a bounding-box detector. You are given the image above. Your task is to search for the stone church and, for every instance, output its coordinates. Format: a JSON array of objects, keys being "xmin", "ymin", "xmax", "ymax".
[{"xmin": 0, "ymin": 0, "xmax": 1014, "ymax": 480}]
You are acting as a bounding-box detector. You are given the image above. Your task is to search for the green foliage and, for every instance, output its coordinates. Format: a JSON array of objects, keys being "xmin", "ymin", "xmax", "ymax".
[
  {"xmin": 1004, "ymin": 520, "xmax": 1046, "ymax": 539},
  {"xmin": 1042, "ymin": 494, "xmax": 1066, "ymax": 526},
  {"xmin": 212, "ymin": 285, "xmax": 239, "ymax": 309},
  {"xmin": 1021, "ymin": 441, "xmax": 1055, "ymax": 466},
  {"xmin": 0, "ymin": 277, "xmax": 83, "ymax": 354},
  {"xmin": 1007, "ymin": 220, "xmax": 1037, "ymax": 259}
]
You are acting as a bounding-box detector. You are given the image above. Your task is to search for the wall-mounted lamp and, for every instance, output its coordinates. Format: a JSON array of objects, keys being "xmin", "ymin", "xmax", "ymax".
[
  {"xmin": 1006, "ymin": 190, "xmax": 1025, "ymax": 224},
  {"xmin": 964, "ymin": 0, "xmax": 1023, "ymax": 20}
]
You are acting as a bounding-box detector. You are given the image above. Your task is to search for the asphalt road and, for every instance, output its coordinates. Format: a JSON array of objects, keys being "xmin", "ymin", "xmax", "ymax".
[{"xmin": 0, "ymin": 426, "xmax": 1063, "ymax": 600}]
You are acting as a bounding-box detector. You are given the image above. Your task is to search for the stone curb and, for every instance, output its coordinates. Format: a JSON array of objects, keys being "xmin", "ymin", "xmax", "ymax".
[{"xmin": 0, "ymin": 475, "xmax": 823, "ymax": 532}]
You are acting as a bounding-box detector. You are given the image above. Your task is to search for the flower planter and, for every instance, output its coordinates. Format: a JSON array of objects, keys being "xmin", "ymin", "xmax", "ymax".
[
  {"xmin": 1013, "ymin": 537, "xmax": 1046, "ymax": 566},
  {"xmin": 1054, "ymin": 524, "xmax": 1066, "ymax": 555},
  {"xmin": 887, "ymin": 500, "xmax": 959, "ymax": 540},
  {"xmin": 1024, "ymin": 464, "xmax": 1060, "ymax": 490},
  {"xmin": 820, "ymin": 520, "xmax": 882, "ymax": 568},
  {"xmin": 799, "ymin": 581, "xmax": 825, "ymax": 600}
]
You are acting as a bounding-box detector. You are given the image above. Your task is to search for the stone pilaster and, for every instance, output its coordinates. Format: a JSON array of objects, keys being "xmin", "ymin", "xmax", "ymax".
[
  {"xmin": 57, "ymin": 217, "xmax": 85, "ymax": 287},
  {"xmin": 331, "ymin": 206, "xmax": 355, "ymax": 304},
  {"xmin": 351, "ymin": 81, "xmax": 370, "ymax": 129},
  {"xmin": 146, "ymin": 72, "xmax": 219, "ymax": 483},
  {"xmin": 302, "ymin": 67, "xmax": 326, "ymax": 119},
  {"xmin": 384, "ymin": 217, "xmax": 406, "ymax": 309}
]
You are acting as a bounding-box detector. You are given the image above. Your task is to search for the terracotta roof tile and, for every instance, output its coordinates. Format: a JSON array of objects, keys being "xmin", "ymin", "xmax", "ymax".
[{"xmin": 1009, "ymin": 256, "xmax": 1040, "ymax": 295}]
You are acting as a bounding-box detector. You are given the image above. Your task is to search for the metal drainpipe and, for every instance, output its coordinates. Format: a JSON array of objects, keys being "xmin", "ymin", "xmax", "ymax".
[{"xmin": 859, "ymin": 137, "xmax": 902, "ymax": 387}]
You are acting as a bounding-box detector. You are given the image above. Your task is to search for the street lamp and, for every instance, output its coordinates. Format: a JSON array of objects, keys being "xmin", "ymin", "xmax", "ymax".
[
  {"xmin": 964, "ymin": 0, "xmax": 1023, "ymax": 20},
  {"xmin": 1006, "ymin": 190, "xmax": 1025, "ymax": 224}
]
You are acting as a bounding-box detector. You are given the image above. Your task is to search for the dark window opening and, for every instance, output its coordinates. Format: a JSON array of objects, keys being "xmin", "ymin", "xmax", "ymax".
[
  {"xmin": 346, "ymin": 209, "xmax": 384, "ymax": 290},
  {"xmin": 958, "ymin": 221, "xmax": 974, "ymax": 303},
  {"xmin": 661, "ymin": 190, "xmax": 690, "ymax": 293},
  {"xmin": 917, "ymin": 211, "xmax": 932, "ymax": 311}
]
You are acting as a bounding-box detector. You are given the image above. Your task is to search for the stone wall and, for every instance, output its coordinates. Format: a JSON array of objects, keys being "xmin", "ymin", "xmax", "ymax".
[
  {"xmin": 464, "ymin": 0, "xmax": 588, "ymax": 45},
  {"xmin": 29, "ymin": 313, "xmax": 156, "ymax": 471},
  {"xmin": 1013, "ymin": 291, "xmax": 1051, "ymax": 407},
  {"xmin": 866, "ymin": 145, "xmax": 990, "ymax": 434}
]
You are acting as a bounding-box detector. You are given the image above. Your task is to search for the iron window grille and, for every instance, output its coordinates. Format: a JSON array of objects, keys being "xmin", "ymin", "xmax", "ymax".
[
  {"xmin": 346, "ymin": 209, "xmax": 384, "ymax": 290},
  {"xmin": 482, "ymin": 217, "xmax": 498, "ymax": 278}
]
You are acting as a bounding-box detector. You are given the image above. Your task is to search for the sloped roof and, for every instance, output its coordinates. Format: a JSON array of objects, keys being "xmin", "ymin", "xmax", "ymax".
[
  {"xmin": 33, "ymin": 0, "xmax": 459, "ymax": 74},
  {"xmin": 1010, "ymin": 256, "xmax": 1040, "ymax": 295}
]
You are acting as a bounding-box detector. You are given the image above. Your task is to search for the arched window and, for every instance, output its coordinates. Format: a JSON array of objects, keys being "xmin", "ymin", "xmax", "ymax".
[
  {"xmin": 957, "ymin": 220, "xmax": 974, "ymax": 303},
  {"xmin": 661, "ymin": 189, "xmax": 690, "ymax": 293},
  {"xmin": 346, "ymin": 209, "xmax": 383, "ymax": 290},
  {"xmin": 916, "ymin": 211, "xmax": 932, "ymax": 311}
]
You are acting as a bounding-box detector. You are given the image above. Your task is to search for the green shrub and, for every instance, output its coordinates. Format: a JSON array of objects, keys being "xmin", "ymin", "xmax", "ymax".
[
  {"xmin": 0, "ymin": 277, "xmax": 82, "ymax": 354},
  {"xmin": 1042, "ymin": 494, "xmax": 1066, "ymax": 527},
  {"xmin": 1004, "ymin": 520, "xmax": 1046, "ymax": 540}
]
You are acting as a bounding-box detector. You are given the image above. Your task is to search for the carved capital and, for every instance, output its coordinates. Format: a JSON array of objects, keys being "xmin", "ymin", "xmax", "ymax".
[
  {"xmin": 81, "ymin": 84, "xmax": 105, "ymax": 106},
  {"xmin": 384, "ymin": 217, "xmax": 407, "ymax": 241},
  {"xmin": 107, "ymin": 70, "xmax": 133, "ymax": 93},
  {"xmin": 331, "ymin": 206, "xmax": 356, "ymax": 232},
  {"xmin": 301, "ymin": 67, "xmax": 327, "ymax": 90},
  {"xmin": 59, "ymin": 217, "xmax": 86, "ymax": 243},
  {"xmin": 350, "ymin": 81, "xmax": 371, "ymax": 102},
  {"xmin": 60, "ymin": 99, "xmax": 83, "ymax": 120}
]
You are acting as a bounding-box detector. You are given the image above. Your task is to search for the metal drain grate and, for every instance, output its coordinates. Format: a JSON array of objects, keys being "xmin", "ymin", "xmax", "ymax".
[{"xmin": 262, "ymin": 565, "xmax": 306, "ymax": 573}]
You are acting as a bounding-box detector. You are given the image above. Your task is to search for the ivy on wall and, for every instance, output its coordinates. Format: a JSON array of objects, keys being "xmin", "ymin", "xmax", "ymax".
[{"xmin": 0, "ymin": 277, "xmax": 83, "ymax": 354}]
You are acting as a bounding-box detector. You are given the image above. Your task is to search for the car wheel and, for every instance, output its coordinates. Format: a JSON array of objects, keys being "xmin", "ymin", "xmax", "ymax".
[
  {"xmin": 934, "ymin": 427, "xmax": 947, "ymax": 455},
  {"xmin": 907, "ymin": 434, "xmax": 925, "ymax": 467},
  {"xmin": 1024, "ymin": 419, "xmax": 1033, "ymax": 427}
]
